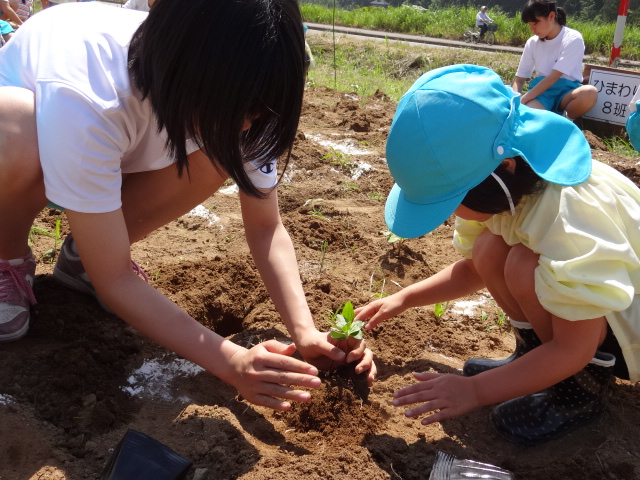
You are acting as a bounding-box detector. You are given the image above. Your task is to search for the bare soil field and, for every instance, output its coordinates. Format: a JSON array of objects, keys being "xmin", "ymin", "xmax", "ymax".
[{"xmin": 1, "ymin": 84, "xmax": 639, "ymax": 480}]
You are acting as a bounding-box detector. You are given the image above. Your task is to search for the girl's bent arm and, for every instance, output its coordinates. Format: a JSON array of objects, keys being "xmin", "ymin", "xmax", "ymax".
[
  {"xmin": 239, "ymin": 188, "xmax": 374, "ymax": 376},
  {"xmin": 394, "ymin": 314, "xmax": 607, "ymax": 425},
  {"xmin": 65, "ymin": 209, "xmax": 321, "ymax": 410},
  {"xmin": 520, "ymin": 69, "xmax": 563, "ymax": 105}
]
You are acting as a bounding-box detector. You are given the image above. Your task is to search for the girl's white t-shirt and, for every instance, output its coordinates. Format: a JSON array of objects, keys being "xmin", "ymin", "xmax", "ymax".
[
  {"xmin": 516, "ymin": 26, "xmax": 585, "ymax": 83},
  {"xmin": 0, "ymin": 3, "xmax": 277, "ymax": 213}
]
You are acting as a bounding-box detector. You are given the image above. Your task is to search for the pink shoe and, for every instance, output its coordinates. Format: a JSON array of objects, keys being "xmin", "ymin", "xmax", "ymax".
[
  {"xmin": 53, "ymin": 235, "xmax": 148, "ymax": 313},
  {"xmin": 0, "ymin": 250, "xmax": 37, "ymax": 342}
]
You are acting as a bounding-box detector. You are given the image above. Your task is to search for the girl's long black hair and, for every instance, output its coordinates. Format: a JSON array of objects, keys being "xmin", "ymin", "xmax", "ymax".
[{"xmin": 128, "ymin": 0, "xmax": 306, "ymax": 198}]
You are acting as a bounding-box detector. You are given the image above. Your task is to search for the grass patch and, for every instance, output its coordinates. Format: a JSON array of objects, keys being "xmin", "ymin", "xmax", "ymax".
[
  {"xmin": 302, "ymin": 4, "xmax": 640, "ymax": 60},
  {"xmin": 307, "ymin": 34, "xmax": 532, "ymax": 103}
]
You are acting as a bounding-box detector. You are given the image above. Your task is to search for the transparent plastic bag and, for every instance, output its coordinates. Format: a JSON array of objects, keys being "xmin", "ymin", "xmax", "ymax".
[{"xmin": 429, "ymin": 451, "xmax": 514, "ymax": 480}]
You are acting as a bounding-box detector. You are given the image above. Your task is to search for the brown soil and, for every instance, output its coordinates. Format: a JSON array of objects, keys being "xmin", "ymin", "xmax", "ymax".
[{"xmin": 1, "ymin": 85, "xmax": 639, "ymax": 480}]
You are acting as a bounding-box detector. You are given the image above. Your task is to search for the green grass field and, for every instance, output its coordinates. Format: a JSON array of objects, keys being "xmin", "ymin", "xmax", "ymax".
[{"xmin": 301, "ymin": 4, "xmax": 640, "ymax": 60}]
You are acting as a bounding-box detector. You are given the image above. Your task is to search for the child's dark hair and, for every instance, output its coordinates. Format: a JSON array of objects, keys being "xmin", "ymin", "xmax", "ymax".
[
  {"xmin": 128, "ymin": 0, "xmax": 306, "ymax": 198},
  {"xmin": 521, "ymin": 0, "xmax": 567, "ymax": 26},
  {"xmin": 462, "ymin": 157, "xmax": 547, "ymax": 214}
]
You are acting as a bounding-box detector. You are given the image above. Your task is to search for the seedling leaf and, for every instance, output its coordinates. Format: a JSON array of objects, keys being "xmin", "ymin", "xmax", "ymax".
[{"xmin": 327, "ymin": 301, "xmax": 364, "ymax": 341}]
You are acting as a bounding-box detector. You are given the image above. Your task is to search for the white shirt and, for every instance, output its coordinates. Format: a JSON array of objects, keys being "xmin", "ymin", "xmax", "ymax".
[
  {"xmin": 516, "ymin": 26, "xmax": 585, "ymax": 83},
  {"xmin": 475, "ymin": 11, "xmax": 492, "ymax": 27},
  {"xmin": 0, "ymin": 3, "xmax": 277, "ymax": 213},
  {"xmin": 123, "ymin": 0, "xmax": 150, "ymax": 13}
]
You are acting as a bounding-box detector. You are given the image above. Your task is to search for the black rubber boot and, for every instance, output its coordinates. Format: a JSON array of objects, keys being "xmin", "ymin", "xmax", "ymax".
[
  {"xmin": 490, "ymin": 350, "xmax": 616, "ymax": 445},
  {"xmin": 463, "ymin": 319, "xmax": 542, "ymax": 376}
]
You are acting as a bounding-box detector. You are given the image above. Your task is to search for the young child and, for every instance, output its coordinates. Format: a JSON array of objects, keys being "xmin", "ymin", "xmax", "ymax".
[
  {"xmin": 355, "ymin": 64, "xmax": 639, "ymax": 445},
  {"xmin": 0, "ymin": 0, "xmax": 374, "ymax": 411},
  {"xmin": 512, "ymin": 0, "xmax": 597, "ymax": 121},
  {"xmin": 626, "ymin": 88, "xmax": 640, "ymax": 152},
  {"xmin": 0, "ymin": 18, "xmax": 12, "ymax": 46}
]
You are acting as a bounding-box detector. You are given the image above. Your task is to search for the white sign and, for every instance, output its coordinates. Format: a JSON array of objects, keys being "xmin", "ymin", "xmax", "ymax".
[{"xmin": 584, "ymin": 69, "xmax": 640, "ymax": 125}]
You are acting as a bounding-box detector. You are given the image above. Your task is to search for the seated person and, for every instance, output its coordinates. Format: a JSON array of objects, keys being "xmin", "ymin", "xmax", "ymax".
[
  {"xmin": 123, "ymin": 0, "xmax": 155, "ymax": 12},
  {"xmin": 0, "ymin": 18, "xmax": 13, "ymax": 46},
  {"xmin": 0, "ymin": 0, "xmax": 23, "ymax": 27}
]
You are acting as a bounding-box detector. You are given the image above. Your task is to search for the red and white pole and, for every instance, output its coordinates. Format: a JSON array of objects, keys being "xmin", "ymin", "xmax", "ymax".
[{"xmin": 610, "ymin": 0, "xmax": 630, "ymax": 67}]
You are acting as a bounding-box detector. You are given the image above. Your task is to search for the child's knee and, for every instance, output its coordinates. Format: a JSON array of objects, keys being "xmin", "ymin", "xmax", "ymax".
[
  {"xmin": 472, "ymin": 230, "xmax": 509, "ymax": 277},
  {"xmin": 504, "ymin": 244, "xmax": 538, "ymax": 299}
]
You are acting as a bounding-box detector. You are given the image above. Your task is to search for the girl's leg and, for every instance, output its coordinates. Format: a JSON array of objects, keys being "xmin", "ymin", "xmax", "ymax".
[
  {"xmin": 0, "ymin": 87, "xmax": 46, "ymax": 341},
  {"xmin": 0, "ymin": 87, "xmax": 47, "ymax": 259},
  {"xmin": 521, "ymin": 98, "xmax": 546, "ymax": 110},
  {"xmin": 505, "ymin": 243, "xmax": 608, "ymax": 345},
  {"xmin": 559, "ymin": 84, "xmax": 598, "ymax": 120},
  {"xmin": 503, "ymin": 243, "xmax": 553, "ymax": 342},
  {"xmin": 120, "ymin": 148, "xmax": 228, "ymax": 244},
  {"xmin": 472, "ymin": 230, "xmax": 526, "ymax": 322}
]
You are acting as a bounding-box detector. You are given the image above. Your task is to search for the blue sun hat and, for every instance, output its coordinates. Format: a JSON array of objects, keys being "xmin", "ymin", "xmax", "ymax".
[{"xmin": 384, "ymin": 64, "xmax": 592, "ymax": 239}]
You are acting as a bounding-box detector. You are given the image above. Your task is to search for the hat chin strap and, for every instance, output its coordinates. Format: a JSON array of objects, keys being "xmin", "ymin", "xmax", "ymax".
[{"xmin": 490, "ymin": 172, "xmax": 516, "ymax": 216}]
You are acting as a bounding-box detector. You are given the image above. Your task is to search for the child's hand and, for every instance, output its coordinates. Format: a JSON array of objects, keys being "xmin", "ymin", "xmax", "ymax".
[
  {"xmin": 226, "ymin": 340, "xmax": 321, "ymax": 411},
  {"xmin": 392, "ymin": 372, "xmax": 480, "ymax": 425},
  {"xmin": 354, "ymin": 295, "xmax": 406, "ymax": 330},
  {"xmin": 294, "ymin": 328, "xmax": 377, "ymax": 386}
]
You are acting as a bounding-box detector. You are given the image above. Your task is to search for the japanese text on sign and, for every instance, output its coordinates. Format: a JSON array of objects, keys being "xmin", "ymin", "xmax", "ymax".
[{"xmin": 584, "ymin": 69, "xmax": 640, "ymax": 125}]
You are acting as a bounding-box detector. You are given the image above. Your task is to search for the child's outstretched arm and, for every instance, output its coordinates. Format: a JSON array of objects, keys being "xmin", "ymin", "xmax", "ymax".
[
  {"xmin": 66, "ymin": 209, "xmax": 322, "ymax": 411},
  {"xmin": 239, "ymin": 189, "xmax": 376, "ymax": 384},
  {"xmin": 355, "ymin": 258, "xmax": 485, "ymax": 330},
  {"xmin": 392, "ymin": 314, "xmax": 606, "ymax": 425}
]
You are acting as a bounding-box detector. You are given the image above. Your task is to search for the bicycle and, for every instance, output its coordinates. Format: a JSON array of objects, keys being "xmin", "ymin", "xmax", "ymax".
[{"xmin": 463, "ymin": 22, "xmax": 497, "ymax": 46}]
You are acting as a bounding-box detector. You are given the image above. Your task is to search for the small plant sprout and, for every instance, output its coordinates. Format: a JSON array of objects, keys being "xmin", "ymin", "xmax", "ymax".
[
  {"xmin": 380, "ymin": 229, "xmax": 405, "ymax": 254},
  {"xmin": 433, "ymin": 301, "xmax": 449, "ymax": 321},
  {"xmin": 41, "ymin": 215, "xmax": 63, "ymax": 263},
  {"xmin": 323, "ymin": 147, "xmax": 355, "ymax": 175},
  {"xmin": 319, "ymin": 240, "xmax": 329, "ymax": 272},
  {"xmin": 328, "ymin": 301, "xmax": 365, "ymax": 341},
  {"xmin": 371, "ymin": 278, "xmax": 388, "ymax": 298},
  {"xmin": 309, "ymin": 207, "xmax": 325, "ymax": 219}
]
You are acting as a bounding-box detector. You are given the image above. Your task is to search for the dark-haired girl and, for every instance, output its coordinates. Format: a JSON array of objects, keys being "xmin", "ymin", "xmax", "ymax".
[
  {"xmin": 0, "ymin": 0, "xmax": 374, "ymax": 410},
  {"xmin": 512, "ymin": 0, "xmax": 597, "ymax": 120}
]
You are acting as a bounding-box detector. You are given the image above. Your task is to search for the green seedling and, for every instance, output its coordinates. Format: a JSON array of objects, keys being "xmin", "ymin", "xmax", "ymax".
[
  {"xmin": 371, "ymin": 277, "xmax": 388, "ymax": 298},
  {"xmin": 319, "ymin": 240, "xmax": 329, "ymax": 272},
  {"xmin": 328, "ymin": 301, "xmax": 364, "ymax": 340},
  {"xmin": 41, "ymin": 216, "xmax": 63, "ymax": 263},
  {"xmin": 323, "ymin": 147, "xmax": 355, "ymax": 174},
  {"xmin": 309, "ymin": 207, "xmax": 325, "ymax": 219},
  {"xmin": 433, "ymin": 301, "xmax": 449, "ymax": 321},
  {"xmin": 380, "ymin": 229, "xmax": 405, "ymax": 254},
  {"xmin": 28, "ymin": 226, "xmax": 54, "ymax": 247},
  {"xmin": 339, "ymin": 180, "xmax": 360, "ymax": 192},
  {"xmin": 381, "ymin": 229, "xmax": 403, "ymax": 244}
]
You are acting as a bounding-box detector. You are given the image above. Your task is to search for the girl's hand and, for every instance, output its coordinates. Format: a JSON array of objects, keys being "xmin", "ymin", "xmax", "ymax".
[
  {"xmin": 354, "ymin": 294, "xmax": 406, "ymax": 330},
  {"xmin": 226, "ymin": 340, "xmax": 321, "ymax": 411},
  {"xmin": 294, "ymin": 328, "xmax": 377, "ymax": 386},
  {"xmin": 392, "ymin": 372, "xmax": 480, "ymax": 425}
]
